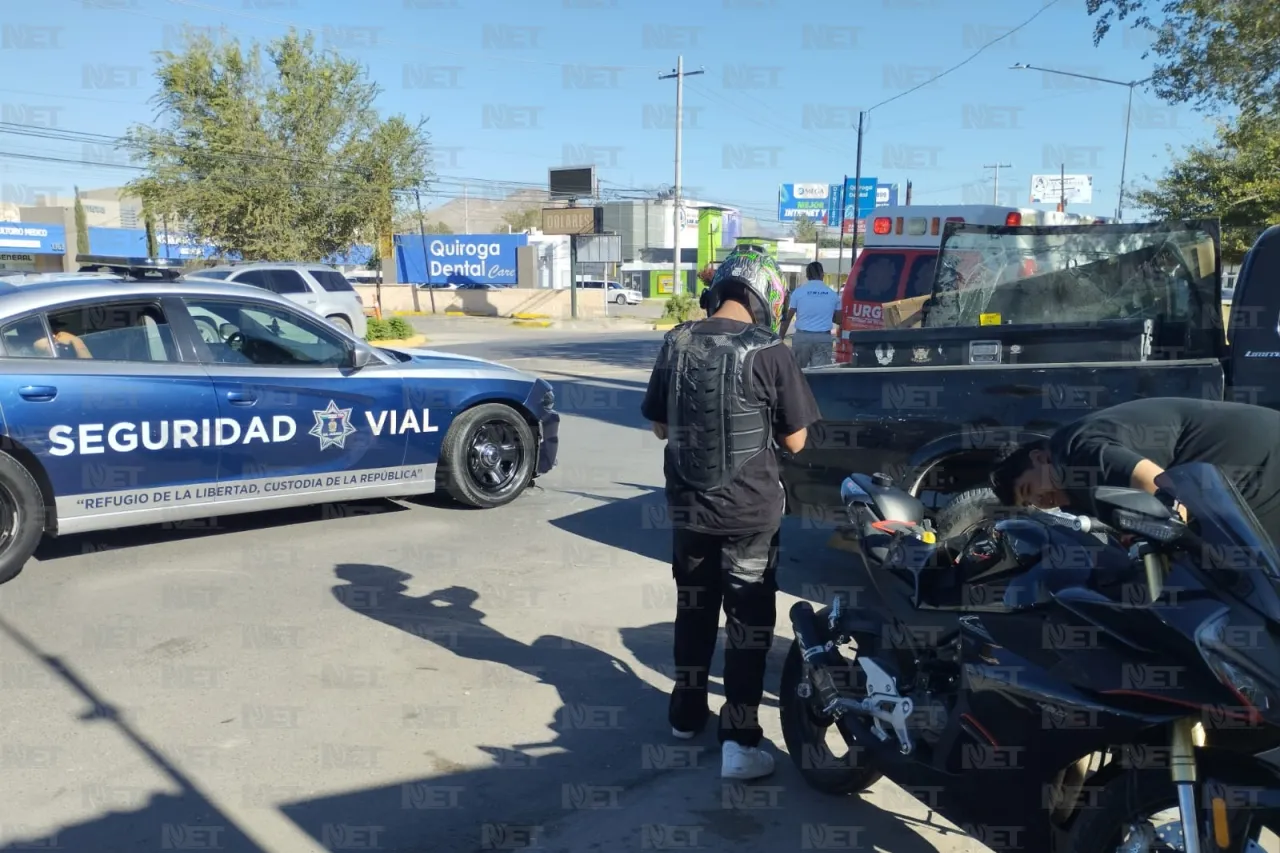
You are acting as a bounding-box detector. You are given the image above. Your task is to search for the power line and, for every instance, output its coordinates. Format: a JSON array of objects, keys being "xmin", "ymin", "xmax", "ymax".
[{"xmin": 869, "ymin": 0, "xmax": 1066, "ymax": 113}]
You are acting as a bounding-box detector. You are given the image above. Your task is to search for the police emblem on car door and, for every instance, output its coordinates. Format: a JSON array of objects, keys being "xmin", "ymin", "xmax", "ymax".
[{"xmin": 181, "ymin": 297, "xmax": 425, "ymax": 501}]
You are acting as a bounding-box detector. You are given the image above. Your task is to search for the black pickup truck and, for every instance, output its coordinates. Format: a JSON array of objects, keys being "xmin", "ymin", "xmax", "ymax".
[{"xmin": 781, "ymin": 219, "xmax": 1280, "ymax": 531}]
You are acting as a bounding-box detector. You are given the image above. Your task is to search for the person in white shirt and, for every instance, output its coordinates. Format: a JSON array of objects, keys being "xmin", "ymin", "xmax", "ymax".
[{"xmin": 779, "ymin": 262, "xmax": 842, "ymax": 367}]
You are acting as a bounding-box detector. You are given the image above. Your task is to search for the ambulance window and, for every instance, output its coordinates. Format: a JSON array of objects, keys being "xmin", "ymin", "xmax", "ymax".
[
  {"xmin": 905, "ymin": 255, "xmax": 938, "ymax": 298},
  {"xmin": 853, "ymin": 254, "xmax": 905, "ymax": 302}
]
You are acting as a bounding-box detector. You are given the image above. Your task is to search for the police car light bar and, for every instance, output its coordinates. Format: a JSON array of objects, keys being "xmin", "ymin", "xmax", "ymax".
[{"xmin": 76, "ymin": 254, "xmax": 187, "ymax": 280}]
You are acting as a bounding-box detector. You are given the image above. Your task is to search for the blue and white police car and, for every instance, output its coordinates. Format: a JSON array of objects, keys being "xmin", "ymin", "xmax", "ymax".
[{"xmin": 0, "ymin": 274, "xmax": 559, "ymax": 584}]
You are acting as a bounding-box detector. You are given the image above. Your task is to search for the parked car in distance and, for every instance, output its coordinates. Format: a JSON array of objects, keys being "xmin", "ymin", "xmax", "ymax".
[
  {"xmin": 455, "ymin": 282, "xmax": 513, "ymax": 290},
  {"xmin": 577, "ymin": 280, "xmax": 643, "ymax": 305},
  {"xmin": 179, "ymin": 262, "xmax": 366, "ymax": 338}
]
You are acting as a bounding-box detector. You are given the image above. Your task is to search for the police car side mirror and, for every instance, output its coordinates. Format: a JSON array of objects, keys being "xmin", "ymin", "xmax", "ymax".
[{"xmin": 344, "ymin": 343, "xmax": 374, "ymax": 371}]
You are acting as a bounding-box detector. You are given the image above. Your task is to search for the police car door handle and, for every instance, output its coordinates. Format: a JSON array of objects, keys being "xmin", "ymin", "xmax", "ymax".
[
  {"xmin": 18, "ymin": 385, "xmax": 56, "ymax": 402},
  {"xmin": 225, "ymin": 390, "xmax": 257, "ymax": 406}
]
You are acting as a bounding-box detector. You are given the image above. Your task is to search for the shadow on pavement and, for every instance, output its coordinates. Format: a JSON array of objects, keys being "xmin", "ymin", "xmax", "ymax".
[
  {"xmin": 471, "ymin": 336, "xmax": 664, "ymax": 372},
  {"xmin": 289, "ymin": 564, "xmax": 673, "ymax": 852},
  {"xmin": 618, "ymin": 621, "xmax": 782, "ymax": 711},
  {"xmin": 292, "ymin": 565, "xmax": 938, "ymax": 853},
  {"xmin": 547, "ymin": 377, "xmax": 649, "ymax": 432},
  {"xmin": 0, "ymin": 617, "xmax": 266, "ymax": 853},
  {"xmin": 32, "ymin": 498, "xmax": 411, "ymax": 561}
]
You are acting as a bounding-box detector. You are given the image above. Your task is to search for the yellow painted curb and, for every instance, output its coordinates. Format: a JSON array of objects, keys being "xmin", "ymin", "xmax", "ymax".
[
  {"xmin": 653, "ymin": 322, "xmax": 678, "ymax": 331},
  {"xmin": 511, "ymin": 312, "xmax": 552, "ymax": 320},
  {"xmin": 511, "ymin": 319, "xmax": 554, "ymax": 328},
  {"xmin": 368, "ymin": 335, "xmax": 428, "ymax": 346},
  {"xmin": 392, "ymin": 310, "xmax": 430, "ymax": 317}
]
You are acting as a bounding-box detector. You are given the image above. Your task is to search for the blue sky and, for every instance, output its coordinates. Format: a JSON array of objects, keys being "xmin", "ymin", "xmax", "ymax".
[{"xmin": 0, "ymin": 0, "xmax": 1215, "ymax": 225}]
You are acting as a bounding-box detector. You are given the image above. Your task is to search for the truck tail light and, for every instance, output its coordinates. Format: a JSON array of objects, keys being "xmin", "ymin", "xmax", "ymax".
[
  {"xmin": 873, "ymin": 217, "xmax": 891, "ymax": 235},
  {"xmin": 1005, "ymin": 212, "xmax": 1022, "ymax": 226},
  {"xmin": 931, "ymin": 217, "xmax": 940, "ymax": 236},
  {"xmin": 894, "ymin": 217, "xmax": 904, "ymax": 235}
]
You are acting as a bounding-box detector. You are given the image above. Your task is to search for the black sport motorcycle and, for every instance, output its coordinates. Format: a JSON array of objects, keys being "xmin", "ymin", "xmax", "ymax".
[{"xmin": 781, "ymin": 462, "xmax": 1280, "ymax": 852}]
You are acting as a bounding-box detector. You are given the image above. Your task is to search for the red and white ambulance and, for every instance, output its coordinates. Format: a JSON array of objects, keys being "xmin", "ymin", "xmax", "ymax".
[{"xmin": 834, "ymin": 205, "xmax": 1108, "ymax": 363}]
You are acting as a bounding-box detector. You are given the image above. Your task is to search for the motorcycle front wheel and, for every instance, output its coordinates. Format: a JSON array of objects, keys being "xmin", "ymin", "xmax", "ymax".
[
  {"xmin": 778, "ymin": 639, "xmax": 884, "ymax": 796},
  {"xmin": 1066, "ymin": 767, "xmax": 1280, "ymax": 852}
]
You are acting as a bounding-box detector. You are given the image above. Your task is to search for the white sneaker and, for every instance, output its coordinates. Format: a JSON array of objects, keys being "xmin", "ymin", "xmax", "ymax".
[{"xmin": 721, "ymin": 740, "xmax": 775, "ymax": 780}]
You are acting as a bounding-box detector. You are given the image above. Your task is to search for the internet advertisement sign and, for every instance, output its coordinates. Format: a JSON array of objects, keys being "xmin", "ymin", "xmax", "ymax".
[{"xmin": 778, "ymin": 183, "xmax": 832, "ymax": 222}]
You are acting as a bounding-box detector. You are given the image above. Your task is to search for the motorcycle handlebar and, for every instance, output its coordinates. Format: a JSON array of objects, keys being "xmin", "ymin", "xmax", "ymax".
[{"xmin": 1072, "ymin": 514, "xmax": 1120, "ymax": 538}]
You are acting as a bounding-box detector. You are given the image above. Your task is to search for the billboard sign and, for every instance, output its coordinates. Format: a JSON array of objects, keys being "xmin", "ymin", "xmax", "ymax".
[
  {"xmin": 843, "ymin": 176, "xmax": 878, "ymax": 220},
  {"xmin": 876, "ymin": 183, "xmax": 899, "ymax": 207},
  {"xmin": 394, "ymin": 233, "xmax": 528, "ymax": 285},
  {"xmin": 549, "ymin": 166, "xmax": 595, "ymax": 199},
  {"xmin": 778, "ymin": 183, "xmax": 833, "ymax": 222},
  {"xmin": 0, "ymin": 221, "xmax": 66, "ymax": 254},
  {"xmin": 1030, "ymin": 174, "xmax": 1094, "ymax": 205},
  {"xmin": 542, "ymin": 206, "xmax": 601, "ymax": 235}
]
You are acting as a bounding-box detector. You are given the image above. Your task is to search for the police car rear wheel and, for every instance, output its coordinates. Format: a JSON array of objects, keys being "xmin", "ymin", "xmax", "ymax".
[
  {"xmin": 0, "ymin": 454, "xmax": 45, "ymax": 585},
  {"xmin": 440, "ymin": 404, "xmax": 535, "ymax": 509}
]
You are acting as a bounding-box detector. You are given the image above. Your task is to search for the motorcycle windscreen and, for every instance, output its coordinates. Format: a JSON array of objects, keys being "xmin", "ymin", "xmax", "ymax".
[
  {"xmin": 923, "ymin": 219, "xmax": 1223, "ymax": 338},
  {"xmin": 1160, "ymin": 462, "xmax": 1280, "ymax": 622}
]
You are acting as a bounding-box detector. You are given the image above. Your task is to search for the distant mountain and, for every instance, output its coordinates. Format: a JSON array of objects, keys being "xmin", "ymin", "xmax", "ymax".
[{"xmin": 417, "ymin": 188, "xmax": 551, "ymax": 235}]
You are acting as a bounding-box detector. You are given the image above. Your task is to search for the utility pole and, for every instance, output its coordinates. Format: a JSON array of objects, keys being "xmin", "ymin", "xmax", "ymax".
[
  {"xmin": 659, "ymin": 56, "xmax": 704, "ymax": 295},
  {"xmin": 463, "ymin": 184, "xmax": 470, "ymax": 233},
  {"xmin": 1059, "ymin": 163, "xmax": 1066, "ymax": 213},
  {"xmin": 983, "ymin": 163, "xmax": 1012, "ymax": 205},
  {"xmin": 850, "ymin": 111, "xmax": 865, "ymax": 248}
]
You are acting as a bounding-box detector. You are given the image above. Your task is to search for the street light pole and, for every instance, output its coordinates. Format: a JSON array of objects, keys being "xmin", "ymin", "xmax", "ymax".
[
  {"xmin": 1009, "ymin": 63, "xmax": 1152, "ymax": 222},
  {"xmin": 660, "ymin": 57, "xmax": 704, "ymax": 295},
  {"xmin": 1118, "ymin": 82, "xmax": 1136, "ymax": 222}
]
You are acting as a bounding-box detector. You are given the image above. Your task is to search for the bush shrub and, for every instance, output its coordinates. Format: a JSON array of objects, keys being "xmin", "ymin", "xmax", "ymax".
[
  {"xmin": 386, "ymin": 317, "xmax": 414, "ymax": 339},
  {"xmin": 661, "ymin": 292, "xmax": 699, "ymax": 324},
  {"xmin": 365, "ymin": 318, "xmax": 390, "ymax": 340}
]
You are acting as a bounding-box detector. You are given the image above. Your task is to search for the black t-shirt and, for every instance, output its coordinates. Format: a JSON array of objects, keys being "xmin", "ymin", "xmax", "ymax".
[
  {"xmin": 1050, "ymin": 397, "xmax": 1280, "ymax": 539},
  {"xmin": 641, "ymin": 318, "xmax": 821, "ymax": 535}
]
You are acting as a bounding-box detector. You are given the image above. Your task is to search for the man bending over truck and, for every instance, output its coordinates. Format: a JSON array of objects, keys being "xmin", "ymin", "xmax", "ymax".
[{"xmin": 990, "ymin": 397, "xmax": 1280, "ymax": 544}]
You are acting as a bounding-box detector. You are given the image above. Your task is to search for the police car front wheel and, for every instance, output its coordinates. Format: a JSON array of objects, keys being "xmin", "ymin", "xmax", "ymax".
[
  {"xmin": 0, "ymin": 453, "xmax": 46, "ymax": 585},
  {"xmin": 439, "ymin": 403, "xmax": 536, "ymax": 509}
]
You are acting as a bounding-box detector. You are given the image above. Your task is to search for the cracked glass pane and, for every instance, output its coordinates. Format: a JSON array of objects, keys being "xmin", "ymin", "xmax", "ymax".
[{"xmin": 923, "ymin": 222, "xmax": 1218, "ymax": 329}]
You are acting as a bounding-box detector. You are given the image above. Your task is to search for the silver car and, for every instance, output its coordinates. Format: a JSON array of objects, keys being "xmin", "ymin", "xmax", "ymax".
[{"xmin": 180, "ymin": 262, "xmax": 367, "ymax": 338}]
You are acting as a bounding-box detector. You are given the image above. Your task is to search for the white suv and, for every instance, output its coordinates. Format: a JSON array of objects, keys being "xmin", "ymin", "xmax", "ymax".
[{"xmin": 180, "ymin": 262, "xmax": 367, "ymax": 338}]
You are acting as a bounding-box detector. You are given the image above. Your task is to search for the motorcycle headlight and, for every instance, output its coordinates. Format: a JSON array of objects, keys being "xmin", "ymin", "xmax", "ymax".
[{"xmin": 1196, "ymin": 610, "xmax": 1277, "ymax": 722}]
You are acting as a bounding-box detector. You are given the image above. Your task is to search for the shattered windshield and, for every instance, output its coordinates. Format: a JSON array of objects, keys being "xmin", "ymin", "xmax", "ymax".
[{"xmin": 923, "ymin": 221, "xmax": 1219, "ymax": 329}]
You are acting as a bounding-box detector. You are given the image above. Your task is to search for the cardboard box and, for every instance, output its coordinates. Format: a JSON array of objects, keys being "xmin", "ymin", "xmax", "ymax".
[{"xmin": 881, "ymin": 294, "xmax": 930, "ymax": 328}]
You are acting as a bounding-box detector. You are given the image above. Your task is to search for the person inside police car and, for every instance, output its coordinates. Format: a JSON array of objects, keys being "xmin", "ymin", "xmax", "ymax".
[
  {"xmin": 641, "ymin": 245, "xmax": 819, "ymax": 781},
  {"xmin": 28, "ymin": 316, "xmax": 92, "ymax": 359}
]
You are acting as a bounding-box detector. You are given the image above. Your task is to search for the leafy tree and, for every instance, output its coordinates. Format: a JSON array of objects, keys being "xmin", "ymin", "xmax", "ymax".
[
  {"xmin": 791, "ymin": 215, "xmax": 820, "ymax": 243},
  {"xmin": 424, "ymin": 221, "xmax": 452, "ymax": 234},
  {"xmin": 502, "ymin": 207, "xmax": 542, "ymax": 232},
  {"xmin": 1087, "ymin": 0, "xmax": 1280, "ymax": 115},
  {"xmin": 143, "ymin": 207, "xmax": 159, "ymax": 257},
  {"xmin": 73, "ymin": 186, "xmax": 89, "ymax": 255},
  {"xmin": 124, "ymin": 30, "xmax": 431, "ymax": 262},
  {"xmin": 1132, "ymin": 111, "xmax": 1280, "ymax": 262}
]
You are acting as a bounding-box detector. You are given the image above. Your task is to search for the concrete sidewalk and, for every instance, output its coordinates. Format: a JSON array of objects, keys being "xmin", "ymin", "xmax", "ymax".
[{"xmin": 400, "ymin": 313, "xmax": 662, "ymax": 341}]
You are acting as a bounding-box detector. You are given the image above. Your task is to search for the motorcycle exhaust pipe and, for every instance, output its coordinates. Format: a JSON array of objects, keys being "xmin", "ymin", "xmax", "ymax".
[{"xmin": 791, "ymin": 601, "xmax": 845, "ymax": 712}]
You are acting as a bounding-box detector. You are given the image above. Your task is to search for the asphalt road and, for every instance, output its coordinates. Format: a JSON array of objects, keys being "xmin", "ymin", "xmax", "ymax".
[{"xmin": 0, "ymin": 328, "xmax": 975, "ymax": 853}]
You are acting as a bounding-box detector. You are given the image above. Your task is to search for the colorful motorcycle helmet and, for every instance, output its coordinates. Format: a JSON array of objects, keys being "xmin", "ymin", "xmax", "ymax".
[{"xmin": 705, "ymin": 244, "xmax": 786, "ymax": 332}]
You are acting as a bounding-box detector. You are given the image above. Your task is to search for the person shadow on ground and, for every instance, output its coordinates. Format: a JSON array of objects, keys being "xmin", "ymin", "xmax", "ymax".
[
  {"xmin": 291, "ymin": 564, "xmax": 941, "ymax": 853},
  {"xmin": 292, "ymin": 563, "xmax": 685, "ymax": 851}
]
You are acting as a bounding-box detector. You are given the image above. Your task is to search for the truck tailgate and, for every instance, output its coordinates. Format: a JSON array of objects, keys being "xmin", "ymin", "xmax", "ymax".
[{"xmin": 782, "ymin": 358, "xmax": 1226, "ymax": 521}]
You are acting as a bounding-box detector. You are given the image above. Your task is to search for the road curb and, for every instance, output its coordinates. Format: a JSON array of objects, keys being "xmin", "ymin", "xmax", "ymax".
[
  {"xmin": 511, "ymin": 312, "xmax": 552, "ymax": 320},
  {"xmin": 367, "ymin": 335, "xmax": 429, "ymax": 347},
  {"xmin": 511, "ymin": 319, "xmax": 555, "ymax": 328},
  {"xmin": 653, "ymin": 321, "xmax": 678, "ymax": 331}
]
